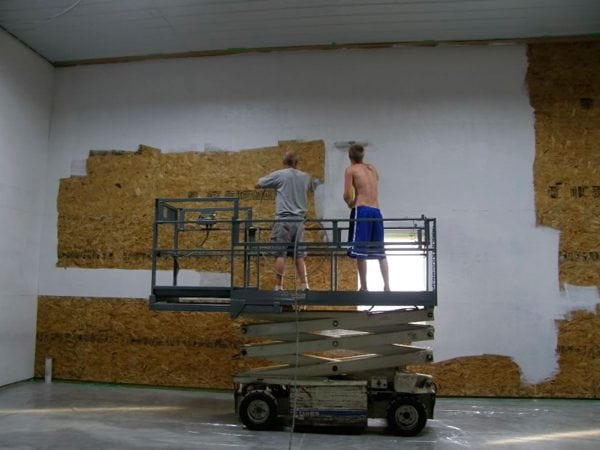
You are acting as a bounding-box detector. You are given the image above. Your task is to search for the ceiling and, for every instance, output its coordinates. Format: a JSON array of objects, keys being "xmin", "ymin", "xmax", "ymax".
[{"xmin": 1, "ymin": 0, "xmax": 599, "ymax": 66}]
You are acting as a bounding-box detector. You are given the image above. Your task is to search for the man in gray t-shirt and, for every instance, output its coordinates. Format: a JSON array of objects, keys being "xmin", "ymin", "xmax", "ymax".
[{"xmin": 256, "ymin": 151, "xmax": 311, "ymax": 291}]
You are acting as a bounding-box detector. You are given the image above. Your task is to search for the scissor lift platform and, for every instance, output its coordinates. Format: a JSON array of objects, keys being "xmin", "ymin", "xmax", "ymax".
[
  {"xmin": 149, "ymin": 197, "xmax": 437, "ymax": 435},
  {"xmin": 151, "ymin": 287, "xmax": 437, "ymax": 316}
]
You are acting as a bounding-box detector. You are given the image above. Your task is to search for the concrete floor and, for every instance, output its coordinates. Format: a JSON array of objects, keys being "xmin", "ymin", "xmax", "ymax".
[{"xmin": 0, "ymin": 381, "xmax": 598, "ymax": 449}]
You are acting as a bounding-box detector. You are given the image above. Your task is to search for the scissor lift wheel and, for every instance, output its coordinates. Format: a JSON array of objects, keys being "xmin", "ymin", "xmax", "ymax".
[
  {"xmin": 238, "ymin": 390, "xmax": 279, "ymax": 430},
  {"xmin": 387, "ymin": 396, "xmax": 428, "ymax": 436}
]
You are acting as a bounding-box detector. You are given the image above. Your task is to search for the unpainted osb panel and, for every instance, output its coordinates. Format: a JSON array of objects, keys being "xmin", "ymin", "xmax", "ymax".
[
  {"xmin": 534, "ymin": 305, "xmax": 600, "ymax": 398},
  {"xmin": 411, "ymin": 304, "xmax": 600, "ymax": 398},
  {"xmin": 36, "ymin": 297, "xmax": 599, "ymax": 396},
  {"xmin": 410, "ymin": 355, "xmax": 528, "ymax": 397},
  {"xmin": 528, "ymin": 42, "xmax": 600, "ymax": 287},
  {"xmin": 34, "ymin": 297, "xmax": 267, "ymax": 389},
  {"xmin": 58, "ymin": 141, "xmax": 324, "ymax": 269}
]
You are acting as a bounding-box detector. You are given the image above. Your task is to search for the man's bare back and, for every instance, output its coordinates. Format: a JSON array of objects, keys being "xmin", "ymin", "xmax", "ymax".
[
  {"xmin": 344, "ymin": 162, "xmax": 379, "ymax": 208},
  {"xmin": 343, "ymin": 144, "xmax": 389, "ymax": 291}
]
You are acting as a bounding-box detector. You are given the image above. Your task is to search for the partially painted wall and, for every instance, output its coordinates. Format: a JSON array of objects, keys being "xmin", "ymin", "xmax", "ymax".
[
  {"xmin": 35, "ymin": 42, "xmax": 599, "ymax": 396},
  {"xmin": 0, "ymin": 30, "xmax": 54, "ymax": 386}
]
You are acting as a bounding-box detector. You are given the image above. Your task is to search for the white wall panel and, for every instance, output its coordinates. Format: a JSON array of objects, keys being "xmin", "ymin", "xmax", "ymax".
[{"xmin": 0, "ymin": 30, "xmax": 54, "ymax": 386}]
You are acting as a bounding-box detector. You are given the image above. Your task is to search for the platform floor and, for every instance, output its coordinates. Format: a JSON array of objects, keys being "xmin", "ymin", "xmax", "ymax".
[{"xmin": 0, "ymin": 381, "xmax": 598, "ymax": 449}]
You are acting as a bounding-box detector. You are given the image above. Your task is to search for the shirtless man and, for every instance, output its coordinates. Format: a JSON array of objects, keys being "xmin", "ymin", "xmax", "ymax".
[{"xmin": 343, "ymin": 144, "xmax": 390, "ymax": 291}]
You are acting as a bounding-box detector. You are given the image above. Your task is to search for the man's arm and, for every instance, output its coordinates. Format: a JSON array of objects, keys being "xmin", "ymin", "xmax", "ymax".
[
  {"xmin": 343, "ymin": 167, "xmax": 355, "ymax": 208},
  {"xmin": 256, "ymin": 171, "xmax": 278, "ymax": 189}
]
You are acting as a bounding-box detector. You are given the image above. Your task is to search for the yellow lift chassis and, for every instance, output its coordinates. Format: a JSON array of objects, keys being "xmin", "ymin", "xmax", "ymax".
[{"xmin": 149, "ymin": 197, "xmax": 437, "ymax": 436}]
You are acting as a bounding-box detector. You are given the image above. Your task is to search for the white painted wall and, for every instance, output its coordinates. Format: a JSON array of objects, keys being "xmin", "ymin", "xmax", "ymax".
[
  {"xmin": 40, "ymin": 45, "xmax": 596, "ymax": 384},
  {"xmin": 0, "ymin": 30, "xmax": 54, "ymax": 385}
]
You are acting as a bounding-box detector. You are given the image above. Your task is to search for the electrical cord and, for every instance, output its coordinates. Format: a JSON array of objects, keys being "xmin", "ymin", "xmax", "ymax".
[
  {"xmin": 176, "ymin": 226, "xmax": 211, "ymax": 258},
  {"xmin": 288, "ymin": 218, "xmax": 304, "ymax": 450},
  {"xmin": 253, "ymin": 186, "xmax": 361, "ymax": 447}
]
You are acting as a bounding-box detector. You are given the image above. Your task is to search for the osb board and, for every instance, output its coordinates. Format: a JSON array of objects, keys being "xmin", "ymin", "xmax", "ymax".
[
  {"xmin": 410, "ymin": 355, "xmax": 527, "ymax": 397},
  {"xmin": 36, "ymin": 298, "xmax": 599, "ymax": 396},
  {"xmin": 528, "ymin": 42, "xmax": 600, "ymax": 287},
  {"xmin": 58, "ymin": 140, "xmax": 324, "ymax": 269},
  {"xmin": 534, "ymin": 305, "xmax": 600, "ymax": 398},
  {"xmin": 34, "ymin": 296, "xmax": 268, "ymax": 389},
  {"xmin": 410, "ymin": 304, "xmax": 600, "ymax": 398}
]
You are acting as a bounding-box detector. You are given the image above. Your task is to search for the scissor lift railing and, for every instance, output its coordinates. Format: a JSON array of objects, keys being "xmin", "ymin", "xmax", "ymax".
[{"xmin": 149, "ymin": 197, "xmax": 437, "ymax": 317}]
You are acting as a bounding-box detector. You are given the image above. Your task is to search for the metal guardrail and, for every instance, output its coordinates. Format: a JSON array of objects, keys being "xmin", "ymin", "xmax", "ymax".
[{"xmin": 149, "ymin": 197, "xmax": 437, "ymax": 317}]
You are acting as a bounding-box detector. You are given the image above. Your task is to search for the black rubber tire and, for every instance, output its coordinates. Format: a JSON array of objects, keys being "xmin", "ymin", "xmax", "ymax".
[
  {"xmin": 238, "ymin": 390, "xmax": 278, "ymax": 431},
  {"xmin": 386, "ymin": 396, "xmax": 427, "ymax": 437}
]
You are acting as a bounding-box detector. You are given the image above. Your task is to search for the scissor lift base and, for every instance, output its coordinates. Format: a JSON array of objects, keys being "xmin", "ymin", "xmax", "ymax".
[{"xmin": 234, "ymin": 307, "xmax": 436, "ymax": 435}]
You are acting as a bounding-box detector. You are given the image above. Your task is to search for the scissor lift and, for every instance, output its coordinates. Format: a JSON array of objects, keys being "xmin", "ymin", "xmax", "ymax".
[{"xmin": 149, "ymin": 197, "xmax": 437, "ymax": 436}]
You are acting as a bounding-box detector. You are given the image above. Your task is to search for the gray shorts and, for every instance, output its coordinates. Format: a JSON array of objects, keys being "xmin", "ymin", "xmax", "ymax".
[{"xmin": 269, "ymin": 220, "xmax": 306, "ymax": 258}]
